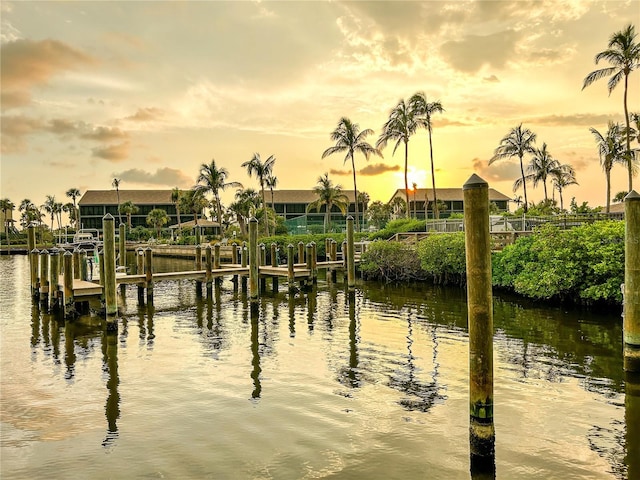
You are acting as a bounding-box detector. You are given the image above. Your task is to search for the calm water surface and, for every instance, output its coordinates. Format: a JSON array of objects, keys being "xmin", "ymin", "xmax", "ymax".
[{"xmin": 1, "ymin": 255, "xmax": 637, "ymax": 479}]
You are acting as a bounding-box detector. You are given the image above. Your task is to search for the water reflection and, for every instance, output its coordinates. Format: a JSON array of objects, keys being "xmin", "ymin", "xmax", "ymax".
[
  {"xmin": 250, "ymin": 309, "xmax": 261, "ymax": 401},
  {"xmin": 102, "ymin": 330, "xmax": 120, "ymax": 448},
  {"xmin": 626, "ymin": 372, "xmax": 640, "ymax": 480}
]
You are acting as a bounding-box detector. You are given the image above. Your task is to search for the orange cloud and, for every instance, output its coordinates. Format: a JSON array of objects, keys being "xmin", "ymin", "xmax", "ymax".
[
  {"xmin": 92, "ymin": 141, "xmax": 131, "ymax": 162},
  {"xmin": 124, "ymin": 107, "xmax": 164, "ymax": 122}
]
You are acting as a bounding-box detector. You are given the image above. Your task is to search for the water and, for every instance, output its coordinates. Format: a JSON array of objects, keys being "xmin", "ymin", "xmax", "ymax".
[{"xmin": 1, "ymin": 255, "xmax": 636, "ymax": 479}]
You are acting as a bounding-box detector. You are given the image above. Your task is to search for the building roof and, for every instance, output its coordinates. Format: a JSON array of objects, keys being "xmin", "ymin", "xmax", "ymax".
[
  {"xmin": 271, "ymin": 189, "xmax": 358, "ymax": 204},
  {"xmin": 169, "ymin": 219, "xmax": 220, "ymax": 229},
  {"xmin": 388, "ymin": 187, "xmax": 511, "ymax": 203},
  {"xmin": 79, "ymin": 190, "xmax": 173, "ymax": 205},
  {"xmin": 606, "ymin": 202, "xmax": 625, "ymax": 213}
]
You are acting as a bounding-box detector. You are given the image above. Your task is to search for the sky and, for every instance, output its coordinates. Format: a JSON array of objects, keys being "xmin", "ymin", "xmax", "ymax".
[{"xmin": 1, "ymin": 0, "xmax": 639, "ymax": 219}]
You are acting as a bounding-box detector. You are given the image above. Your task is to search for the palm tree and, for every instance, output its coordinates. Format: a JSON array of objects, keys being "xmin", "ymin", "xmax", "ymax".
[
  {"xmin": 590, "ymin": 122, "xmax": 626, "ymax": 213},
  {"xmin": 389, "ymin": 196, "xmax": 407, "ymax": 218},
  {"xmin": 62, "ymin": 202, "xmax": 77, "ymax": 228},
  {"xmin": 65, "ymin": 188, "xmax": 81, "ymax": 228},
  {"xmin": 613, "ymin": 190, "xmax": 628, "ymax": 203},
  {"xmin": 377, "ymin": 99, "xmax": 418, "ymax": 219},
  {"xmin": 489, "ymin": 124, "xmax": 537, "ymax": 213},
  {"xmin": 196, "ymin": 159, "xmax": 242, "ymax": 230},
  {"xmin": 119, "ymin": 200, "xmax": 139, "ymax": 228},
  {"xmin": 241, "ymin": 153, "xmax": 275, "ymax": 235},
  {"xmin": 146, "ymin": 209, "xmax": 169, "ymax": 238},
  {"xmin": 112, "ymin": 178, "xmax": 123, "ymax": 225},
  {"xmin": 0, "ymin": 198, "xmax": 15, "ymax": 247},
  {"xmin": 322, "ymin": 117, "xmax": 381, "ymax": 231},
  {"xmin": 229, "ymin": 188, "xmax": 261, "ymax": 236},
  {"xmin": 583, "ymin": 23, "xmax": 640, "ymax": 191},
  {"xmin": 42, "ymin": 195, "xmax": 57, "ymax": 231},
  {"xmin": 180, "ymin": 188, "xmax": 209, "ymax": 225},
  {"xmin": 410, "ymin": 92, "xmax": 445, "ymax": 219},
  {"xmin": 265, "ymin": 174, "xmax": 278, "ymax": 212},
  {"xmin": 54, "ymin": 202, "xmax": 63, "ymax": 231},
  {"xmin": 357, "ymin": 191, "xmax": 370, "ymax": 230},
  {"xmin": 171, "ymin": 187, "xmax": 183, "ymax": 230},
  {"xmin": 514, "ymin": 142, "xmax": 560, "ymax": 202},
  {"xmin": 550, "ymin": 164, "xmax": 578, "ymax": 211},
  {"xmin": 306, "ymin": 173, "xmax": 349, "ymax": 233}
]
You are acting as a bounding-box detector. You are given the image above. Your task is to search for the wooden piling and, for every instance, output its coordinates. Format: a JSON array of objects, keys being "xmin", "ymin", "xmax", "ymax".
[
  {"xmin": 287, "ymin": 244, "xmax": 295, "ymax": 292},
  {"xmin": 205, "ymin": 245, "xmax": 213, "ymax": 297},
  {"xmin": 29, "ymin": 248, "xmax": 39, "ymax": 298},
  {"xmin": 341, "ymin": 240, "xmax": 347, "ymax": 269},
  {"xmin": 259, "ymin": 243, "xmax": 267, "ymax": 293},
  {"xmin": 271, "ymin": 243, "xmax": 279, "ymax": 291},
  {"xmin": 103, "ymin": 214, "xmax": 118, "ymax": 317},
  {"xmin": 214, "ymin": 242, "xmax": 221, "ymax": 288},
  {"xmin": 241, "ymin": 243, "xmax": 248, "ymax": 293},
  {"xmin": 119, "ymin": 223, "xmax": 126, "ymax": 270},
  {"xmin": 72, "ymin": 248, "xmax": 81, "ymax": 279},
  {"xmin": 311, "ymin": 242, "xmax": 318, "ymax": 283},
  {"xmin": 195, "ymin": 244, "xmax": 203, "ymax": 296},
  {"xmin": 346, "ymin": 216, "xmax": 355, "ymax": 291},
  {"xmin": 39, "ymin": 249, "xmax": 49, "ymax": 306},
  {"xmin": 98, "ymin": 249, "xmax": 105, "ymax": 304},
  {"xmin": 145, "ymin": 247, "xmax": 153, "ymax": 304},
  {"xmin": 63, "ymin": 250, "xmax": 74, "ymax": 317},
  {"xmin": 298, "ymin": 241, "xmax": 305, "ymax": 264},
  {"xmin": 249, "ymin": 218, "xmax": 258, "ymax": 305},
  {"xmin": 136, "ymin": 248, "xmax": 144, "ymax": 305},
  {"xmin": 624, "ymin": 190, "xmax": 640, "ymax": 372},
  {"xmin": 232, "ymin": 242, "xmax": 239, "ymax": 284},
  {"xmin": 49, "ymin": 249, "xmax": 60, "ymax": 311},
  {"xmin": 462, "ymin": 174, "xmax": 495, "ymax": 467},
  {"xmin": 330, "ymin": 239, "xmax": 338, "ymax": 282},
  {"xmin": 195, "ymin": 226, "xmax": 201, "ymax": 246},
  {"xmin": 79, "ymin": 250, "xmax": 88, "ymax": 281}
]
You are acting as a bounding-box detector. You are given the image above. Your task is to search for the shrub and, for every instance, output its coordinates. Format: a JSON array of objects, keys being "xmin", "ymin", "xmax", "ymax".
[
  {"xmin": 368, "ymin": 218, "xmax": 426, "ymax": 240},
  {"xmin": 359, "ymin": 241, "xmax": 425, "ymax": 282},
  {"xmin": 416, "ymin": 232, "xmax": 466, "ymax": 285}
]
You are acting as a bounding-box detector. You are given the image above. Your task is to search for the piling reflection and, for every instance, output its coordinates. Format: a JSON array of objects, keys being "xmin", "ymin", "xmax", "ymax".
[
  {"xmin": 250, "ymin": 309, "xmax": 261, "ymax": 401},
  {"xmin": 64, "ymin": 321, "xmax": 76, "ymax": 380},
  {"xmin": 102, "ymin": 330, "xmax": 120, "ymax": 448},
  {"xmin": 626, "ymin": 372, "xmax": 640, "ymax": 480}
]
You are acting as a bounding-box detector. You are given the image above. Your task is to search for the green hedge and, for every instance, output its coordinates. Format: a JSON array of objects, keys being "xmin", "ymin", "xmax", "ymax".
[
  {"xmin": 360, "ymin": 241, "xmax": 426, "ymax": 282},
  {"xmin": 417, "ymin": 232, "xmax": 466, "ymax": 285}
]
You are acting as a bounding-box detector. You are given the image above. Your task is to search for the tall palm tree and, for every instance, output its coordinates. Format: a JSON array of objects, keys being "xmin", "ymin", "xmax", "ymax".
[
  {"xmin": 42, "ymin": 195, "xmax": 57, "ymax": 231},
  {"xmin": 550, "ymin": 164, "xmax": 578, "ymax": 211},
  {"xmin": 65, "ymin": 188, "xmax": 81, "ymax": 229},
  {"xmin": 514, "ymin": 142, "xmax": 560, "ymax": 202},
  {"xmin": 229, "ymin": 188, "xmax": 261, "ymax": 236},
  {"xmin": 171, "ymin": 187, "xmax": 183, "ymax": 230},
  {"xmin": 322, "ymin": 117, "xmax": 381, "ymax": 231},
  {"xmin": 0, "ymin": 198, "xmax": 15, "ymax": 247},
  {"xmin": 62, "ymin": 202, "xmax": 77, "ymax": 228},
  {"xmin": 306, "ymin": 173, "xmax": 349, "ymax": 233},
  {"xmin": 590, "ymin": 122, "xmax": 626, "ymax": 213},
  {"xmin": 265, "ymin": 174, "xmax": 278, "ymax": 212},
  {"xmin": 241, "ymin": 153, "xmax": 275, "ymax": 235},
  {"xmin": 54, "ymin": 202, "xmax": 63, "ymax": 231},
  {"xmin": 119, "ymin": 200, "xmax": 139, "ymax": 228},
  {"xmin": 410, "ymin": 92, "xmax": 445, "ymax": 219},
  {"xmin": 583, "ymin": 23, "xmax": 640, "ymax": 191},
  {"xmin": 489, "ymin": 124, "xmax": 537, "ymax": 213},
  {"xmin": 112, "ymin": 178, "xmax": 123, "ymax": 225},
  {"xmin": 146, "ymin": 209, "xmax": 169, "ymax": 238},
  {"xmin": 377, "ymin": 99, "xmax": 418, "ymax": 219},
  {"xmin": 196, "ymin": 159, "xmax": 242, "ymax": 231}
]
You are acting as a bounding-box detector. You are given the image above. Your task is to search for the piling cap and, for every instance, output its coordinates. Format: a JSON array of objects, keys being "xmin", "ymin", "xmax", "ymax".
[
  {"xmin": 40, "ymin": 249, "xmax": 49, "ymax": 254},
  {"xmin": 625, "ymin": 190, "xmax": 640, "ymax": 201},
  {"xmin": 103, "ymin": 213, "xmax": 114, "ymax": 220},
  {"xmin": 463, "ymin": 174, "xmax": 488, "ymax": 190},
  {"xmin": 249, "ymin": 217, "xmax": 258, "ymax": 223}
]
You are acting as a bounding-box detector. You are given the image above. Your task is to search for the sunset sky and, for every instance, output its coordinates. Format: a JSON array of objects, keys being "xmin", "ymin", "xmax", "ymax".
[{"xmin": 1, "ymin": 0, "xmax": 639, "ymax": 219}]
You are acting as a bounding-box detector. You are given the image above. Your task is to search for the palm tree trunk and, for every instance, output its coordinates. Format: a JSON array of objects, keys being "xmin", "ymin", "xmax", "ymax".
[
  {"xmin": 351, "ymin": 152, "xmax": 360, "ymax": 232},
  {"xmin": 260, "ymin": 183, "xmax": 269, "ymax": 236},
  {"xmin": 559, "ymin": 187, "xmax": 564, "ymax": 211},
  {"xmin": 543, "ymin": 180, "xmax": 548, "ymax": 202},
  {"xmin": 519, "ymin": 154, "xmax": 529, "ymax": 213},
  {"xmin": 404, "ymin": 141, "xmax": 410, "ymax": 219},
  {"xmin": 623, "ymin": 74, "xmax": 632, "ymax": 191},
  {"xmin": 606, "ymin": 169, "xmax": 611, "ymax": 214},
  {"xmin": 428, "ymin": 128, "xmax": 438, "ymax": 219}
]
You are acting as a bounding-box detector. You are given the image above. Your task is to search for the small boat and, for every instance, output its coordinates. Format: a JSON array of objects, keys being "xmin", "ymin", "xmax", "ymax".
[{"xmin": 58, "ymin": 229, "xmax": 103, "ymax": 253}]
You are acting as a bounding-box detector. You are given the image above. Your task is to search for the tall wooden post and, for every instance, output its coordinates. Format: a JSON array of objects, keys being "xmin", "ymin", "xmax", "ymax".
[
  {"xmin": 249, "ymin": 217, "xmax": 259, "ymax": 307},
  {"xmin": 49, "ymin": 249, "xmax": 60, "ymax": 311},
  {"xmin": 341, "ymin": 240, "xmax": 347, "ymax": 269},
  {"xmin": 330, "ymin": 239, "xmax": 338, "ymax": 282},
  {"xmin": 305, "ymin": 243, "xmax": 313, "ymax": 286},
  {"xmin": 63, "ymin": 250, "xmax": 74, "ymax": 317},
  {"xmin": 624, "ymin": 190, "xmax": 640, "ymax": 372},
  {"xmin": 241, "ymin": 242, "xmax": 248, "ymax": 293},
  {"xmin": 214, "ymin": 242, "xmax": 221, "ymax": 288},
  {"xmin": 346, "ymin": 216, "xmax": 355, "ymax": 291},
  {"xmin": 79, "ymin": 249, "xmax": 88, "ymax": 281},
  {"xmin": 205, "ymin": 245, "xmax": 213, "ymax": 298},
  {"xmin": 119, "ymin": 223, "xmax": 126, "ymax": 271},
  {"xmin": 136, "ymin": 248, "xmax": 144, "ymax": 305},
  {"xmin": 73, "ymin": 248, "xmax": 81, "ymax": 279},
  {"xmin": 259, "ymin": 243, "xmax": 266, "ymax": 293},
  {"xmin": 103, "ymin": 214, "xmax": 118, "ymax": 317},
  {"xmin": 195, "ymin": 226, "xmax": 201, "ymax": 246},
  {"xmin": 298, "ymin": 241, "xmax": 304, "ymax": 265},
  {"xmin": 232, "ymin": 242, "xmax": 239, "ymax": 285},
  {"xmin": 98, "ymin": 249, "xmax": 105, "ymax": 305},
  {"xmin": 145, "ymin": 247, "xmax": 153, "ymax": 304},
  {"xmin": 311, "ymin": 242, "xmax": 318, "ymax": 283},
  {"xmin": 463, "ymin": 174, "xmax": 495, "ymax": 471},
  {"xmin": 271, "ymin": 243, "xmax": 279, "ymax": 292},
  {"xmin": 287, "ymin": 244, "xmax": 295, "ymax": 292},
  {"xmin": 29, "ymin": 248, "xmax": 39, "ymax": 298},
  {"xmin": 195, "ymin": 244, "xmax": 203, "ymax": 296},
  {"xmin": 39, "ymin": 249, "xmax": 49, "ymax": 306}
]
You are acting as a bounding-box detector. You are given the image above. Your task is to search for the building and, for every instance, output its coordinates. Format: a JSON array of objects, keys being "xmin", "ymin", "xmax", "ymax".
[
  {"xmin": 388, "ymin": 187, "xmax": 511, "ymax": 219},
  {"xmin": 271, "ymin": 190, "xmax": 363, "ymax": 230},
  {"xmin": 79, "ymin": 190, "xmax": 180, "ymax": 231}
]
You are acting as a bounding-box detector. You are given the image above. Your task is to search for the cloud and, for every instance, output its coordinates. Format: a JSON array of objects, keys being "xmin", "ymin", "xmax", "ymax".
[
  {"xmin": 472, "ymin": 157, "xmax": 522, "ymax": 185},
  {"xmin": 81, "ymin": 126, "xmax": 129, "ymax": 142},
  {"xmin": 124, "ymin": 107, "xmax": 165, "ymax": 122},
  {"xmin": 441, "ymin": 29, "xmax": 521, "ymax": 73},
  {"xmin": 0, "ymin": 115, "xmax": 43, "ymax": 153},
  {"xmin": 524, "ymin": 113, "xmax": 619, "ymax": 127},
  {"xmin": 114, "ymin": 167, "xmax": 192, "ymax": 187},
  {"xmin": 92, "ymin": 142, "xmax": 131, "ymax": 162},
  {"xmin": 359, "ymin": 163, "xmax": 401, "ymax": 176},
  {"xmin": 0, "ymin": 38, "xmax": 97, "ymax": 109},
  {"xmin": 483, "ymin": 75, "xmax": 500, "ymax": 83},
  {"xmin": 329, "ymin": 168, "xmax": 350, "ymax": 176}
]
